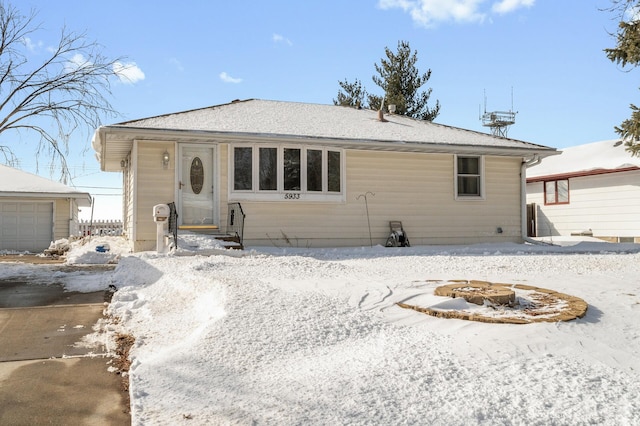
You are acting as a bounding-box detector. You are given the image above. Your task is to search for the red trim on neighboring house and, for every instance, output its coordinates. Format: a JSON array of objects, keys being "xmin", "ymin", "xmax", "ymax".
[{"xmin": 526, "ymin": 166, "xmax": 640, "ymax": 183}]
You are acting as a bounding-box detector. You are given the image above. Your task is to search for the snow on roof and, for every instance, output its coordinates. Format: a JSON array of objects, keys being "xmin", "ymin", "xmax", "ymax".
[
  {"xmin": 527, "ymin": 139, "xmax": 640, "ymax": 179},
  {"xmin": 113, "ymin": 99, "xmax": 552, "ymax": 151},
  {"xmin": 0, "ymin": 164, "xmax": 92, "ymax": 205}
]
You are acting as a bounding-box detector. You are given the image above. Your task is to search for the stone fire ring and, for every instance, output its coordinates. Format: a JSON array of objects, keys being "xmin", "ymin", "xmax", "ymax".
[
  {"xmin": 397, "ymin": 280, "xmax": 588, "ymax": 324},
  {"xmin": 435, "ymin": 281, "xmax": 517, "ymax": 306}
]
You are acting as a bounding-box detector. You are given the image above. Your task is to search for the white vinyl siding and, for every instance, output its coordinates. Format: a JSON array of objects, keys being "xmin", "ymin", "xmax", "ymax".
[
  {"xmin": 53, "ymin": 198, "xmax": 72, "ymax": 241},
  {"xmin": 236, "ymin": 150, "xmax": 522, "ymax": 247},
  {"xmin": 527, "ymin": 170, "xmax": 640, "ymax": 239},
  {"xmin": 128, "ymin": 141, "xmax": 525, "ymax": 251},
  {"xmin": 122, "ymin": 154, "xmax": 134, "ymax": 244},
  {"xmin": 132, "ymin": 141, "xmax": 176, "ymax": 251}
]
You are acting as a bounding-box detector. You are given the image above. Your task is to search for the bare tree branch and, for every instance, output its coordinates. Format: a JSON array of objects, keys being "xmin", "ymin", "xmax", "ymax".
[{"xmin": 0, "ymin": 1, "xmax": 124, "ymax": 181}]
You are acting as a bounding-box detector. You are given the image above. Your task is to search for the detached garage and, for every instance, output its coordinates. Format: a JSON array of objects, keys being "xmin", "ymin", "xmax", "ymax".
[{"xmin": 0, "ymin": 165, "xmax": 92, "ymax": 252}]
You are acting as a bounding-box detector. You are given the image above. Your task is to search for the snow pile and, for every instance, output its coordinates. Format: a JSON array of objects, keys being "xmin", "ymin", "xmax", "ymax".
[
  {"xmin": 173, "ymin": 231, "xmax": 240, "ymax": 255},
  {"xmin": 67, "ymin": 237, "xmax": 640, "ymax": 425},
  {"xmin": 64, "ymin": 236, "xmax": 130, "ymax": 265}
]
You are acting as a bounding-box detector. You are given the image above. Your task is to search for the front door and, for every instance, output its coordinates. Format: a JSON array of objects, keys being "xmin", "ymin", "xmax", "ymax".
[{"xmin": 179, "ymin": 145, "xmax": 217, "ymax": 226}]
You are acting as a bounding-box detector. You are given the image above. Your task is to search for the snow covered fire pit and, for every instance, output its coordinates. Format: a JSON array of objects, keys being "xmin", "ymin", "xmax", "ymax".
[
  {"xmin": 434, "ymin": 280, "xmax": 516, "ymax": 306},
  {"xmin": 397, "ymin": 280, "xmax": 588, "ymax": 324}
]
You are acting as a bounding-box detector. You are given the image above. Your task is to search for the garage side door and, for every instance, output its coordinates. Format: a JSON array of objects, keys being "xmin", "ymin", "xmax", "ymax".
[{"xmin": 0, "ymin": 202, "xmax": 53, "ymax": 252}]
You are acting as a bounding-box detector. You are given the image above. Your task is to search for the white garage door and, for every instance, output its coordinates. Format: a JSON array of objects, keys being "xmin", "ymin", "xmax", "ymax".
[{"xmin": 0, "ymin": 202, "xmax": 53, "ymax": 252}]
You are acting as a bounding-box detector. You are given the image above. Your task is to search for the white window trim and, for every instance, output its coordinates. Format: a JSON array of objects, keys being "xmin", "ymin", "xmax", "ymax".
[
  {"xmin": 454, "ymin": 155, "xmax": 485, "ymax": 201},
  {"xmin": 229, "ymin": 144, "xmax": 346, "ymax": 202}
]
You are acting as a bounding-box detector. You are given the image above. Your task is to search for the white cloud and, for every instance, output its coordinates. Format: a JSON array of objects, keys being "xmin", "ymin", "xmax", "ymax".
[
  {"xmin": 169, "ymin": 57, "xmax": 185, "ymax": 72},
  {"xmin": 378, "ymin": 0, "xmax": 533, "ymax": 27},
  {"xmin": 379, "ymin": 0, "xmax": 486, "ymax": 26},
  {"xmin": 273, "ymin": 33, "xmax": 293, "ymax": 46},
  {"xmin": 113, "ymin": 61, "xmax": 145, "ymax": 84},
  {"xmin": 64, "ymin": 55, "xmax": 145, "ymax": 85},
  {"xmin": 22, "ymin": 37, "xmax": 42, "ymax": 52},
  {"xmin": 492, "ymin": 0, "xmax": 534, "ymax": 15},
  {"xmin": 219, "ymin": 72, "xmax": 242, "ymax": 84},
  {"xmin": 64, "ymin": 53, "xmax": 91, "ymax": 73}
]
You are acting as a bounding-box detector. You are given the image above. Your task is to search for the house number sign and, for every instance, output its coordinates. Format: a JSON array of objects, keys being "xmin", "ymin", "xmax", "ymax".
[{"xmin": 190, "ymin": 157, "xmax": 204, "ymax": 194}]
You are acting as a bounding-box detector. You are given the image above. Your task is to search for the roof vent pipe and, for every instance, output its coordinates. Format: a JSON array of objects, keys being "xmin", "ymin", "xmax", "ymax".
[{"xmin": 377, "ymin": 98, "xmax": 387, "ymax": 122}]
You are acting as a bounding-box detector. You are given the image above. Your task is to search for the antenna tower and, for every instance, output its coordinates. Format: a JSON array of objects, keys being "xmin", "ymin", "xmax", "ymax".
[{"xmin": 481, "ymin": 89, "xmax": 517, "ymax": 138}]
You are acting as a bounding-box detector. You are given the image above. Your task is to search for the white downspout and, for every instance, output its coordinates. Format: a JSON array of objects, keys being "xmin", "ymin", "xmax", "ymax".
[{"xmin": 521, "ymin": 154, "xmax": 551, "ymax": 245}]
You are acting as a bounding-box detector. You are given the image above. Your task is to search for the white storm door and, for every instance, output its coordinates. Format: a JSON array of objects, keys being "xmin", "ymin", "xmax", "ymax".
[{"xmin": 179, "ymin": 146, "xmax": 217, "ymax": 226}]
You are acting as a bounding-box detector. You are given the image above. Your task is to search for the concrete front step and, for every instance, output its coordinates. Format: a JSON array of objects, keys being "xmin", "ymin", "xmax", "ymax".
[{"xmin": 177, "ymin": 228, "xmax": 243, "ymax": 249}]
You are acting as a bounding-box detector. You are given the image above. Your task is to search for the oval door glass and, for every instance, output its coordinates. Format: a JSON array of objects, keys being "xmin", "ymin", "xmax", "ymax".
[{"xmin": 190, "ymin": 157, "xmax": 204, "ymax": 194}]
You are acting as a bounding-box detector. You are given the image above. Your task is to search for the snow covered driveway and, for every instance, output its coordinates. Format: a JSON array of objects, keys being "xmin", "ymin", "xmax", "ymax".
[{"xmin": 100, "ymin": 242, "xmax": 640, "ymax": 425}]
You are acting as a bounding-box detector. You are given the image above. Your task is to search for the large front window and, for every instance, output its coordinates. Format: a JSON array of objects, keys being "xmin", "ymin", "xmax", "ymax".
[
  {"xmin": 232, "ymin": 145, "xmax": 344, "ymax": 201},
  {"xmin": 233, "ymin": 147, "xmax": 252, "ymax": 191},
  {"xmin": 284, "ymin": 148, "xmax": 301, "ymax": 191},
  {"xmin": 259, "ymin": 147, "xmax": 277, "ymax": 191}
]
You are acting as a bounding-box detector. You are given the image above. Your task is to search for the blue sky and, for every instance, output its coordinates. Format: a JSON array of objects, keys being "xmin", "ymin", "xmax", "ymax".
[{"xmin": 13, "ymin": 0, "xmax": 637, "ymax": 219}]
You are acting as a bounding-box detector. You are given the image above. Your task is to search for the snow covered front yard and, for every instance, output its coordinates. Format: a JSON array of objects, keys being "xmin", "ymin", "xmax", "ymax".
[{"xmin": 14, "ymin": 236, "xmax": 640, "ymax": 425}]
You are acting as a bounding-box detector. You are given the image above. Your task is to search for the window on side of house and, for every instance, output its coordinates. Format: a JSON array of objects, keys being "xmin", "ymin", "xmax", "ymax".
[
  {"xmin": 455, "ymin": 155, "xmax": 484, "ymax": 199},
  {"xmin": 544, "ymin": 179, "xmax": 569, "ymax": 205},
  {"xmin": 231, "ymin": 145, "xmax": 344, "ymax": 201}
]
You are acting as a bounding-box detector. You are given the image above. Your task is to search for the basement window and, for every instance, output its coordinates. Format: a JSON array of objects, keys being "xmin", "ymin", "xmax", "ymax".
[
  {"xmin": 231, "ymin": 145, "xmax": 344, "ymax": 202},
  {"xmin": 544, "ymin": 179, "xmax": 569, "ymax": 205}
]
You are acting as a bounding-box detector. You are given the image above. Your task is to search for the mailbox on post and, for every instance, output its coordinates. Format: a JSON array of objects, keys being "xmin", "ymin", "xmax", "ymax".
[{"xmin": 153, "ymin": 204, "xmax": 171, "ymax": 253}]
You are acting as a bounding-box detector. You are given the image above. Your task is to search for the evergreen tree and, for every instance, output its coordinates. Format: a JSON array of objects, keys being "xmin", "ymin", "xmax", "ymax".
[
  {"xmin": 369, "ymin": 41, "xmax": 440, "ymax": 121},
  {"xmin": 333, "ymin": 40, "xmax": 440, "ymax": 121},
  {"xmin": 333, "ymin": 78, "xmax": 367, "ymax": 108},
  {"xmin": 605, "ymin": 0, "xmax": 640, "ymax": 155}
]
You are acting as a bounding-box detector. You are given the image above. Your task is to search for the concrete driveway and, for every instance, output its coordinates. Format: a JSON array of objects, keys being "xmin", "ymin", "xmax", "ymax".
[{"xmin": 0, "ymin": 261, "xmax": 130, "ymax": 425}]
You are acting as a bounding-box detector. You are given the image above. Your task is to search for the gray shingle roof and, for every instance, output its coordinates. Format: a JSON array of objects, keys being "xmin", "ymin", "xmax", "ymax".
[{"xmin": 114, "ymin": 99, "xmax": 552, "ymax": 151}]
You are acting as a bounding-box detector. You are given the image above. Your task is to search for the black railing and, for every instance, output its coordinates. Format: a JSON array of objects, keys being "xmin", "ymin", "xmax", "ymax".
[{"xmin": 227, "ymin": 202, "xmax": 245, "ymax": 245}]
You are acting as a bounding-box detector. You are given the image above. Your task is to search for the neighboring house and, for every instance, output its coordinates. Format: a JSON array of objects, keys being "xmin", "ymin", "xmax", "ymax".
[
  {"xmin": 0, "ymin": 165, "xmax": 92, "ymax": 252},
  {"xmin": 91, "ymin": 99, "xmax": 557, "ymax": 252},
  {"xmin": 526, "ymin": 139, "xmax": 640, "ymax": 242}
]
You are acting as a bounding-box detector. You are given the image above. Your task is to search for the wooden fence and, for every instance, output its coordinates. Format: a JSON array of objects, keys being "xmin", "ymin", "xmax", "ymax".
[{"xmin": 79, "ymin": 220, "xmax": 123, "ymax": 236}]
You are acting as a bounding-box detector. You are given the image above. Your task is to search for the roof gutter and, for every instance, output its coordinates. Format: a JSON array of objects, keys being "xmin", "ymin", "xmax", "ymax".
[{"xmin": 0, "ymin": 191, "xmax": 92, "ymax": 207}]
